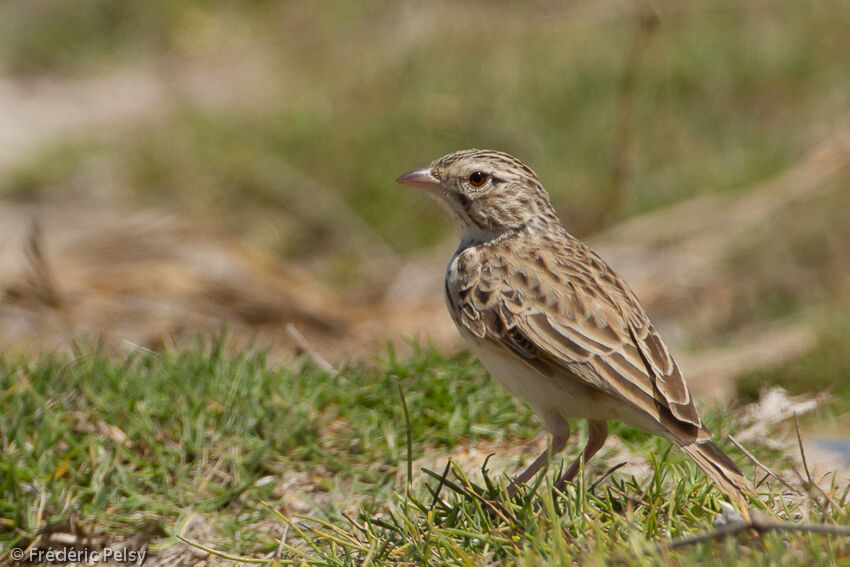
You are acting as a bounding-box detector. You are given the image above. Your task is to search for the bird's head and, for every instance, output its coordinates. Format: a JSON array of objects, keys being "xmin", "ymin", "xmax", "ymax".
[{"xmin": 396, "ymin": 149, "xmax": 558, "ymax": 245}]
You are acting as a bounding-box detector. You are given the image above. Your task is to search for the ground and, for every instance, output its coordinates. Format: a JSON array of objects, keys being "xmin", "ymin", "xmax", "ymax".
[
  {"xmin": 1, "ymin": 343, "xmax": 848, "ymax": 565},
  {"xmin": 1, "ymin": 1, "xmax": 850, "ymax": 565}
]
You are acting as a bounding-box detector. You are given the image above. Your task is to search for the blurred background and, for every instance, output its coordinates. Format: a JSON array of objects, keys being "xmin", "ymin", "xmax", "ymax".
[{"xmin": 0, "ymin": 0, "xmax": 849, "ymax": 416}]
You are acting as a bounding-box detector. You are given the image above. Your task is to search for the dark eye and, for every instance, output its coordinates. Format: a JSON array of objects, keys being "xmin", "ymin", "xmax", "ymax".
[{"xmin": 468, "ymin": 171, "xmax": 489, "ymax": 188}]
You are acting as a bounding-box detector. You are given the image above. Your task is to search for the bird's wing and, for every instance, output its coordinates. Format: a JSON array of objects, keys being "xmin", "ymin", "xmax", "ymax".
[{"xmin": 451, "ymin": 242, "xmax": 702, "ymax": 434}]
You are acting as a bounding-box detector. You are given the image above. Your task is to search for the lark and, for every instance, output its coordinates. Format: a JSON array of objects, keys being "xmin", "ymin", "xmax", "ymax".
[{"xmin": 396, "ymin": 149, "xmax": 752, "ymax": 517}]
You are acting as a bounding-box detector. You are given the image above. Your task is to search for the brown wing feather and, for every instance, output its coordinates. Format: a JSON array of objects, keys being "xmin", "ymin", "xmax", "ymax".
[{"xmin": 449, "ymin": 240, "xmax": 701, "ymax": 435}]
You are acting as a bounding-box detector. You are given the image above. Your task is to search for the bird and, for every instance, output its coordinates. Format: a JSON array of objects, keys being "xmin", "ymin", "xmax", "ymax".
[{"xmin": 396, "ymin": 149, "xmax": 752, "ymax": 517}]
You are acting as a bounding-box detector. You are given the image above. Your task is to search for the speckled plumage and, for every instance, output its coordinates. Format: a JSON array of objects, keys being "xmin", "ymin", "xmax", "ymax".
[{"xmin": 397, "ymin": 149, "xmax": 752, "ymax": 515}]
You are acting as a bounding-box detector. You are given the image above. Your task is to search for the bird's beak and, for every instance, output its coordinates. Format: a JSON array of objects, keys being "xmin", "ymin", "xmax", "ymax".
[{"xmin": 395, "ymin": 167, "xmax": 443, "ymax": 193}]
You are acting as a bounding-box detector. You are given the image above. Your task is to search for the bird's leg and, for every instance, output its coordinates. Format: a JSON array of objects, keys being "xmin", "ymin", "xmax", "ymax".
[
  {"xmin": 736, "ymin": 494, "xmax": 752, "ymax": 524},
  {"xmin": 505, "ymin": 424, "xmax": 570, "ymax": 498},
  {"xmin": 554, "ymin": 420, "xmax": 608, "ymax": 491}
]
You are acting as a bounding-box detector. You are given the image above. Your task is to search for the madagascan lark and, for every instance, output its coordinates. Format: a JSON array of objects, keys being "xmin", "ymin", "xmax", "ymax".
[{"xmin": 396, "ymin": 149, "xmax": 752, "ymax": 517}]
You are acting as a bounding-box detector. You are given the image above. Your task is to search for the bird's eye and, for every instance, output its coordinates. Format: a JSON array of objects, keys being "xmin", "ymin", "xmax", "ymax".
[{"xmin": 468, "ymin": 171, "xmax": 489, "ymax": 188}]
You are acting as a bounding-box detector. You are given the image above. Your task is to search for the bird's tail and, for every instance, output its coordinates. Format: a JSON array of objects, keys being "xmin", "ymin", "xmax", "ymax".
[{"xmin": 677, "ymin": 438, "xmax": 753, "ymax": 521}]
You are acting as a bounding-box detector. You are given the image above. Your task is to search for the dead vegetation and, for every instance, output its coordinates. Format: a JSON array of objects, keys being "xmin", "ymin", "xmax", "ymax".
[
  {"xmin": 1, "ymin": 2, "xmax": 848, "ymax": 403},
  {"xmin": 3, "ymin": 132, "xmax": 847, "ymax": 405}
]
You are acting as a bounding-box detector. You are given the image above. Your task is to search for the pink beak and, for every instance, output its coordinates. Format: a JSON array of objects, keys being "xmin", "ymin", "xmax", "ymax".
[{"xmin": 395, "ymin": 168, "xmax": 444, "ymax": 193}]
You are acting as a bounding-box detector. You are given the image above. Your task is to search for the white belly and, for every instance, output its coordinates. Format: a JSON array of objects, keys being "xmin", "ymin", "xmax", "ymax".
[
  {"xmin": 464, "ymin": 335, "xmax": 598, "ymax": 428},
  {"xmin": 463, "ymin": 332, "xmax": 669, "ymax": 439}
]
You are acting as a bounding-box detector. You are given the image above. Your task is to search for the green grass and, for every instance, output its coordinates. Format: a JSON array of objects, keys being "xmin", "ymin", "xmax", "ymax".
[
  {"xmin": 0, "ymin": 1, "xmax": 273, "ymax": 73},
  {"xmin": 1, "ymin": 341, "xmax": 847, "ymax": 565},
  {"xmin": 722, "ymin": 184, "xmax": 850, "ymax": 329},
  {"xmin": 0, "ymin": 341, "xmax": 534, "ymax": 547},
  {"xmin": 737, "ymin": 306, "xmax": 850, "ymax": 416}
]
